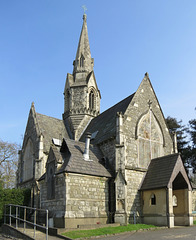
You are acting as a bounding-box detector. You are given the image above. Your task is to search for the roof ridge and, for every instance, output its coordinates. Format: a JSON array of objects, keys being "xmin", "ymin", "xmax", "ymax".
[
  {"xmin": 65, "ymin": 137, "xmax": 84, "ymax": 144},
  {"xmin": 36, "ymin": 112, "xmax": 63, "ymax": 122},
  {"xmin": 100, "ymin": 92, "xmax": 135, "ymax": 116},
  {"xmin": 151, "ymin": 153, "xmax": 179, "ymax": 161},
  {"xmin": 65, "ymin": 137, "xmax": 98, "ymax": 149}
]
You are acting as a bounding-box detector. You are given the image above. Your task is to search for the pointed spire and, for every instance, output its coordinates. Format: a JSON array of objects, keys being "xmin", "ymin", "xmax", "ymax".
[{"xmin": 73, "ymin": 14, "xmax": 94, "ymax": 74}]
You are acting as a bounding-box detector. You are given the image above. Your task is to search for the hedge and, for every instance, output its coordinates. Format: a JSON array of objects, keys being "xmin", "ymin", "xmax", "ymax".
[{"xmin": 0, "ymin": 188, "xmax": 31, "ymax": 224}]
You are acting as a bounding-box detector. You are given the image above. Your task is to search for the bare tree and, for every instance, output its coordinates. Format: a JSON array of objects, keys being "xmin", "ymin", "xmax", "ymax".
[{"xmin": 0, "ymin": 139, "xmax": 19, "ymax": 188}]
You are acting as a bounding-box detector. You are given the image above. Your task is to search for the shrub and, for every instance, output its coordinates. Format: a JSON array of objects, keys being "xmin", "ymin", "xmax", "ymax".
[{"xmin": 0, "ymin": 188, "xmax": 31, "ymax": 225}]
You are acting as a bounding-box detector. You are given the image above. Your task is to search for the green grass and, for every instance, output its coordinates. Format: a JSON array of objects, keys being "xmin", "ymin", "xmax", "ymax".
[
  {"xmin": 194, "ymin": 220, "xmax": 196, "ymax": 225},
  {"xmin": 61, "ymin": 224, "xmax": 157, "ymax": 239}
]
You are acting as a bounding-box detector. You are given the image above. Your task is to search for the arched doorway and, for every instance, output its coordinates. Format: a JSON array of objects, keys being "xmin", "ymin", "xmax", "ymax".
[{"xmin": 172, "ymin": 172, "xmax": 189, "ymax": 226}]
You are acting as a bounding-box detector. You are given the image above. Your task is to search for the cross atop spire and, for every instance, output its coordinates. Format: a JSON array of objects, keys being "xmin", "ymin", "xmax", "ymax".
[{"xmin": 82, "ymin": 5, "xmax": 87, "ymax": 14}]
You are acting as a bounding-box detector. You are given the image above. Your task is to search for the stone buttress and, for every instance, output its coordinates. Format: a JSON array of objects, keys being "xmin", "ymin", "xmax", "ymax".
[{"xmin": 114, "ymin": 112, "xmax": 127, "ymax": 224}]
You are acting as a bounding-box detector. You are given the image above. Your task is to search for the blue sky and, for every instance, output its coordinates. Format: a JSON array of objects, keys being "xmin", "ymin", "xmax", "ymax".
[{"xmin": 0, "ymin": 0, "xmax": 196, "ymax": 145}]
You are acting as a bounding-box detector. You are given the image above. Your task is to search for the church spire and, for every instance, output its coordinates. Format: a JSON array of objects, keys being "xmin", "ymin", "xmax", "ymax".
[
  {"xmin": 73, "ymin": 14, "xmax": 94, "ymax": 75},
  {"xmin": 63, "ymin": 12, "xmax": 100, "ymax": 140}
]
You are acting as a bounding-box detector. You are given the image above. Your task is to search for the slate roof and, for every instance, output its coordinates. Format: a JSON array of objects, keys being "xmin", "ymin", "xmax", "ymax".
[
  {"xmin": 40, "ymin": 138, "xmax": 112, "ymax": 180},
  {"xmin": 36, "ymin": 113, "xmax": 69, "ymax": 153},
  {"xmin": 80, "ymin": 93, "xmax": 135, "ymax": 144},
  {"xmin": 61, "ymin": 138, "xmax": 111, "ymax": 177},
  {"xmin": 140, "ymin": 153, "xmax": 180, "ymax": 190}
]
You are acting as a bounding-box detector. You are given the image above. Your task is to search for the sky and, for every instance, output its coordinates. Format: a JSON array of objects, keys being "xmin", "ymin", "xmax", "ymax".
[{"xmin": 0, "ymin": 0, "xmax": 196, "ymax": 145}]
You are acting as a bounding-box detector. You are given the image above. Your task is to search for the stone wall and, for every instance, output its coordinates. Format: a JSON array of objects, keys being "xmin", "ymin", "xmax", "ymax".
[
  {"xmin": 126, "ymin": 169, "xmax": 145, "ymax": 223},
  {"xmin": 99, "ymin": 139, "xmax": 116, "ymax": 171},
  {"xmin": 192, "ymin": 189, "xmax": 196, "ymax": 212},
  {"xmin": 65, "ymin": 173, "xmax": 110, "ymax": 228},
  {"xmin": 142, "ymin": 188, "xmax": 167, "ymax": 215},
  {"xmin": 40, "ymin": 172, "xmax": 110, "ymax": 229},
  {"xmin": 40, "ymin": 173, "xmax": 66, "ymax": 227},
  {"xmin": 71, "ymin": 87, "xmax": 87, "ymax": 110},
  {"xmin": 142, "ymin": 188, "xmax": 168, "ymax": 226},
  {"xmin": 192, "ymin": 189, "xmax": 196, "ymax": 221}
]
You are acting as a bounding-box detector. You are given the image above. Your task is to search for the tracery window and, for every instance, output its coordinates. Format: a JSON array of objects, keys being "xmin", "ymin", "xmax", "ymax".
[
  {"xmin": 89, "ymin": 89, "xmax": 95, "ymax": 110},
  {"xmin": 137, "ymin": 110, "xmax": 164, "ymax": 168}
]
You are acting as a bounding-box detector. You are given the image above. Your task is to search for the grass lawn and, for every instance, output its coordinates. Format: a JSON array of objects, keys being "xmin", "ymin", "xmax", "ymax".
[{"xmin": 61, "ymin": 224, "xmax": 157, "ymax": 239}]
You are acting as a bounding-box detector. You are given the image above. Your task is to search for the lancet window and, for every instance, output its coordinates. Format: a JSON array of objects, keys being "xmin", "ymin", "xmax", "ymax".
[
  {"xmin": 89, "ymin": 89, "xmax": 95, "ymax": 110},
  {"xmin": 80, "ymin": 55, "xmax": 84, "ymax": 67},
  {"xmin": 151, "ymin": 194, "xmax": 156, "ymax": 205},
  {"xmin": 47, "ymin": 164, "xmax": 55, "ymax": 200}
]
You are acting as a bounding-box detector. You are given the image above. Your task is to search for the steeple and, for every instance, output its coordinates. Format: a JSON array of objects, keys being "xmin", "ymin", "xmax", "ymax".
[
  {"xmin": 63, "ymin": 13, "xmax": 101, "ymax": 141},
  {"xmin": 73, "ymin": 14, "xmax": 94, "ymax": 77}
]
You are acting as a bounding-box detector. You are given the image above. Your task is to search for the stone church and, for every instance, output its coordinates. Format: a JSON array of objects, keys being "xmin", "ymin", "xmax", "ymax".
[{"xmin": 17, "ymin": 13, "xmax": 193, "ymax": 228}]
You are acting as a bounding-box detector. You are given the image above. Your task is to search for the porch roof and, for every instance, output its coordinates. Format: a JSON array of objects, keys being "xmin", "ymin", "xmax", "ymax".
[{"xmin": 140, "ymin": 153, "xmax": 192, "ymax": 191}]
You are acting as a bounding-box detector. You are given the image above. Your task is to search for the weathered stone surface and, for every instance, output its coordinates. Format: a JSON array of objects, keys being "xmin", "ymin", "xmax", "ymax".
[
  {"xmin": 65, "ymin": 173, "xmax": 109, "ymax": 220},
  {"xmin": 192, "ymin": 190, "xmax": 196, "ymax": 211}
]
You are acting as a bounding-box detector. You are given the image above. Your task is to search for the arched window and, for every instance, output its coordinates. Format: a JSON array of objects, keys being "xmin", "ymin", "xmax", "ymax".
[
  {"xmin": 89, "ymin": 90, "xmax": 95, "ymax": 110},
  {"xmin": 173, "ymin": 195, "xmax": 177, "ymax": 207},
  {"xmin": 47, "ymin": 165, "xmax": 55, "ymax": 200},
  {"xmin": 151, "ymin": 194, "xmax": 156, "ymax": 205},
  {"xmin": 137, "ymin": 110, "xmax": 164, "ymax": 168},
  {"xmin": 23, "ymin": 139, "xmax": 34, "ymax": 181}
]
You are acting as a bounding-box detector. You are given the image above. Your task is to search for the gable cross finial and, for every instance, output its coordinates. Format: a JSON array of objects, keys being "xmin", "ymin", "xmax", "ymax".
[
  {"xmin": 145, "ymin": 72, "xmax": 149, "ymax": 78},
  {"xmin": 82, "ymin": 5, "xmax": 87, "ymax": 14}
]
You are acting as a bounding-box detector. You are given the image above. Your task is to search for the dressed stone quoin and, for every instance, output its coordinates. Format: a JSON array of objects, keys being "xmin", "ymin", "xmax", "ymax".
[{"xmin": 17, "ymin": 13, "xmax": 194, "ymax": 228}]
